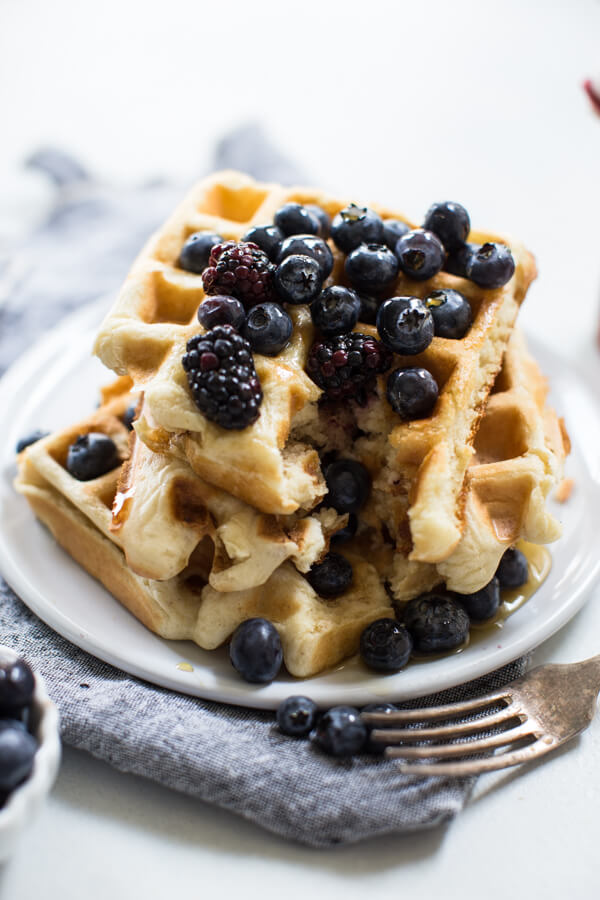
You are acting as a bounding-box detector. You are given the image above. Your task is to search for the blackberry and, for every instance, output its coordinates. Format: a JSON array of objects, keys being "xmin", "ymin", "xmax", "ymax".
[
  {"xmin": 306, "ymin": 332, "xmax": 393, "ymax": 403},
  {"xmin": 202, "ymin": 241, "xmax": 275, "ymax": 308},
  {"xmin": 182, "ymin": 324, "xmax": 262, "ymax": 430}
]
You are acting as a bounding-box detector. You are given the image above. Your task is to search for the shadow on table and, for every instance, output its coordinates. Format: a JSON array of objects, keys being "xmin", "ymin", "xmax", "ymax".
[{"xmin": 50, "ymin": 745, "xmax": 449, "ymax": 871}]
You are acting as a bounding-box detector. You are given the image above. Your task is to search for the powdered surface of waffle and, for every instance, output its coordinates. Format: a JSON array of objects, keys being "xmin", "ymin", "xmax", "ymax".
[{"xmin": 94, "ymin": 171, "xmax": 537, "ymax": 564}]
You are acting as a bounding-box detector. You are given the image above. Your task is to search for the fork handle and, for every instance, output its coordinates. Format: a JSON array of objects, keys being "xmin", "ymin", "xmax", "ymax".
[{"xmin": 572, "ymin": 654, "xmax": 600, "ymax": 691}]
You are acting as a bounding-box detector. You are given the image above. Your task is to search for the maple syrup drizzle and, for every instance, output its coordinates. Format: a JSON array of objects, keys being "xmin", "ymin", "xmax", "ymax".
[
  {"xmin": 176, "ymin": 662, "xmax": 194, "ymax": 673},
  {"xmin": 111, "ymin": 486, "xmax": 135, "ymax": 529}
]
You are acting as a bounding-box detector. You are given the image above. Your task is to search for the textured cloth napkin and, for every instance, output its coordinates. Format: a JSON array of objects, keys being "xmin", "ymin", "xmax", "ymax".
[{"xmin": 0, "ymin": 132, "xmax": 529, "ymax": 847}]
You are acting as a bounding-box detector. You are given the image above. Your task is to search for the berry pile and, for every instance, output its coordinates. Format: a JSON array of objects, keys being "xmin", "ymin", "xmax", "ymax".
[
  {"xmin": 0, "ymin": 658, "xmax": 39, "ymax": 808},
  {"xmin": 181, "ymin": 197, "xmax": 515, "ymax": 437},
  {"xmin": 182, "ymin": 325, "xmax": 263, "ymax": 430}
]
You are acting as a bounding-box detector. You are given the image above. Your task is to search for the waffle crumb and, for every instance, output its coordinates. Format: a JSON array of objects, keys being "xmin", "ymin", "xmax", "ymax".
[{"xmin": 555, "ymin": 477, "xmax": 574, "ymax": 503}]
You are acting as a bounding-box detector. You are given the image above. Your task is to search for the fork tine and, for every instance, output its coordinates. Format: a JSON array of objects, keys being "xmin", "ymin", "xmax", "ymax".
[
  {"xmin": 384, "ymin": 722, "xmax": 534, "ymax": 760},
  {"xmin": 369, "ymin": 705, "xmax": 524, "ymax": 744},
  {"xmin": 395, "ymin": 736, "xmax": 560, "ymax": 777},
  {"xmin": 361, "ymin": 689, "xmax": 511, "ymax": 726}
]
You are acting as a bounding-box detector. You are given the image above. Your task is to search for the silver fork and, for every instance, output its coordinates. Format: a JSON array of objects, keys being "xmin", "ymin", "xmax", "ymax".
[{"xmin": 362, "ymin": 655, "xmax": 600, "ymax": 776}]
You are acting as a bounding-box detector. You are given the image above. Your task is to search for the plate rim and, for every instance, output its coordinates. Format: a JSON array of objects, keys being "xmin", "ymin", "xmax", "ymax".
[{"xmin": 1, "ymin": 297, "xmax": 600, "ymax": 709}]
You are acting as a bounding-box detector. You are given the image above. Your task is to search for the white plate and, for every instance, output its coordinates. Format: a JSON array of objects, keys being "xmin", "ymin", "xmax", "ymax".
[{"xmin": 1, "ymin": 297, "xmax": 600, "ymax": 710}]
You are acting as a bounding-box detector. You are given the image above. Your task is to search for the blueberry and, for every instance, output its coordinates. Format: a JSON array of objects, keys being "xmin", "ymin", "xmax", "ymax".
[
  {"xmin": 423, "ymin": 201, "xmax": 470, "ymax": 251},
  {"xmin": 362, "ymin": 702, "xmax": 397, "ymax": 714},
  {"xmin": 65, "ymin": 433, "xmax": 120, "ymax": 481},
  {"xmin": 360, "ymin": 618, "xmax": 413, "ymax": 672},
  {"xmin": 345, "ymin": 243, "xmax": 399, "ymax": 294},
  {"xmin": 382, "ymin": 219, "xmax": 410, "ymax": 251},
  {"xmin": 179, "ymin": 231, "xmax": 223, "ymax": 273},
  {"xmin": 330, "ymin": 204, "xmax": 384, "ymax": 253},
  {"xmin": 0, "ymin": 722, "xmax": 38, "ymax": 793},
  {"xmin": 242, "ymin": 224, "xmax": 284, "ymax": 261},
  {"xmin": 376, "ymin": 296, "xmax": 434, "ymax": 355},
  {"xmin": 310, "ymin": 286, "xmax": 361, "ymax": 336},
  {"xmin": 311, "ymin": 706, "xmax": 367, "ymax": 756},
  {"xmin": 362, "ymin": 703, "xmax": 398, "ymax": 753},
  {"xmin": 424, "ymin": 289, "xmax": 472, "ymax": 339},
  {"xmin": 386, "ymin": 368, "xmax": 439, "ymax": 420},
  {"xmin": 445, "ymin": 242, "xmax": 476, "ymax": 277},
  {"xmin": 0, "ymin": 659, "xmax": 35, "ymax": 715},
  {"xmin": 456, "ymin": 577, "xmax": 501, "ymax": 622},
  {"xmin": 0, "ymin": 719, "xmax": 27, "ymax": 733},
  {"xmin": 402, "ymin": 592, "xmax": 470, "ymax": 653},
  {"xmin": 277, "ymin": 234, "xmax": 333, "ymax": 278},
  {"xmin": 197, "ymin": 296, "xmax": 246, "ymax": 332},
  {"xmin": 243, "ymin": 302, "xmax": 293, "ymax": 356},
  {"xmin": 496, "ymin": 547, "xmax": 529, "ymax": 589},
  {"xmin": 395, "ymin": 229, "xmax": 446, "ymax": 281},
  {"xmin": 229, "ymin": 618, "xmax": 283, "ymax": 684},
  {"xmin": 274, "ymin": 254, "xmax": 324, "ymax": 305},
  {"xmin": 274, "ymin": 202, "xmax": 320, "ymax": 237},
  {"xmin": 306, "ymin": 553, "xmax": 353, "ymax": 598},
  {"xmin": 305, "ymin": 204, "xmax": 331, "ymax": 238},
  {"xmin": 15, "ymin": 430, "xmax": 49, "ymax": 453},
  {"xmin": 466, "ymin": 242, "xmax": 515, "ymax": 288},
  {"xmin": 324, "ymin": 459, "xmax": 370, "ymax": 513},
  {"xmin": 276, "ymin": 695, "xmax": 319, "ymax": 737},
  {"xmin": 122, "ymin": 405, "xmax": 137, "ymax": 431},
  {"xmin": 357, "ymin": 293, "xmax": 380, "ymax": 325},
  {"xmin": 330, "ymin": 512, "xmax": 358, "ymax": 546}
]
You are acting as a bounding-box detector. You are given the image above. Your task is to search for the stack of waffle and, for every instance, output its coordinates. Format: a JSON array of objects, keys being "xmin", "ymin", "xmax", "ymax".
[{"xmin": 15, "ymin": 171, "xmax": 570, "ymax": 678}]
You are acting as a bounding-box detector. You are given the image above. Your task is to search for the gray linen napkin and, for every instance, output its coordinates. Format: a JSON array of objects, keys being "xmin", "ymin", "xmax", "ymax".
[{"xmin": 0, "ymin": 132, "xmax": 529, "ymax": 847}]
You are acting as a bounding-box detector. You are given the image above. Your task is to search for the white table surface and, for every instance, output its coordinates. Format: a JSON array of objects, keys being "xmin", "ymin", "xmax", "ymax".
[{"xmin": 1, "ymin": 0, "xmax": 600, "ymax": 896}]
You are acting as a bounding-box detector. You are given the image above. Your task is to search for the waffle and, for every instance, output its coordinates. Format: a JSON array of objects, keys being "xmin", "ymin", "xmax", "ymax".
[
  {"xmin": 115, "ymin": 399, "xmax": 344, "ymax": 587},
  {"xmin": 14, "ymin": 332, "xmax": 568, "ymax": 676},
  {"xmin": 388, "ymin": 329, "xmax": 570, "ymax": 601},
  {"xmin": 17, "ymin": 382, "xmax": 344, "ymax": 591},
  {"xmin": 93, "ymin": 170, "xmax": 537, "ymax": 565},
  {"xmin": 15, "ymin": 396, "xmax": 392, "ymax": 677}
]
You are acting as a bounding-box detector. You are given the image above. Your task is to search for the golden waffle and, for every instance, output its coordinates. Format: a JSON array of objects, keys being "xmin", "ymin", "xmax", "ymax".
[
  {"xmin": 15, "ymin": 398, "xmax": 392, "ymax": 677},
  {"xmin": 388, "ymin": 329, "xmax": 570, "ymax": 601},
  {"xmin": 14, "ymin": 332, "xmax": 568, "ymax": 676},
  {"xmin": 115, "ymin": 400, "xmax": 344, "ymax": 587},
  {"xmin": 18, "ymin": 381, "xmax": 343, "ymax": 590},
  {"xmin": 93, "ymin": 171, "xmax": 537, "ymax": 565}
]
